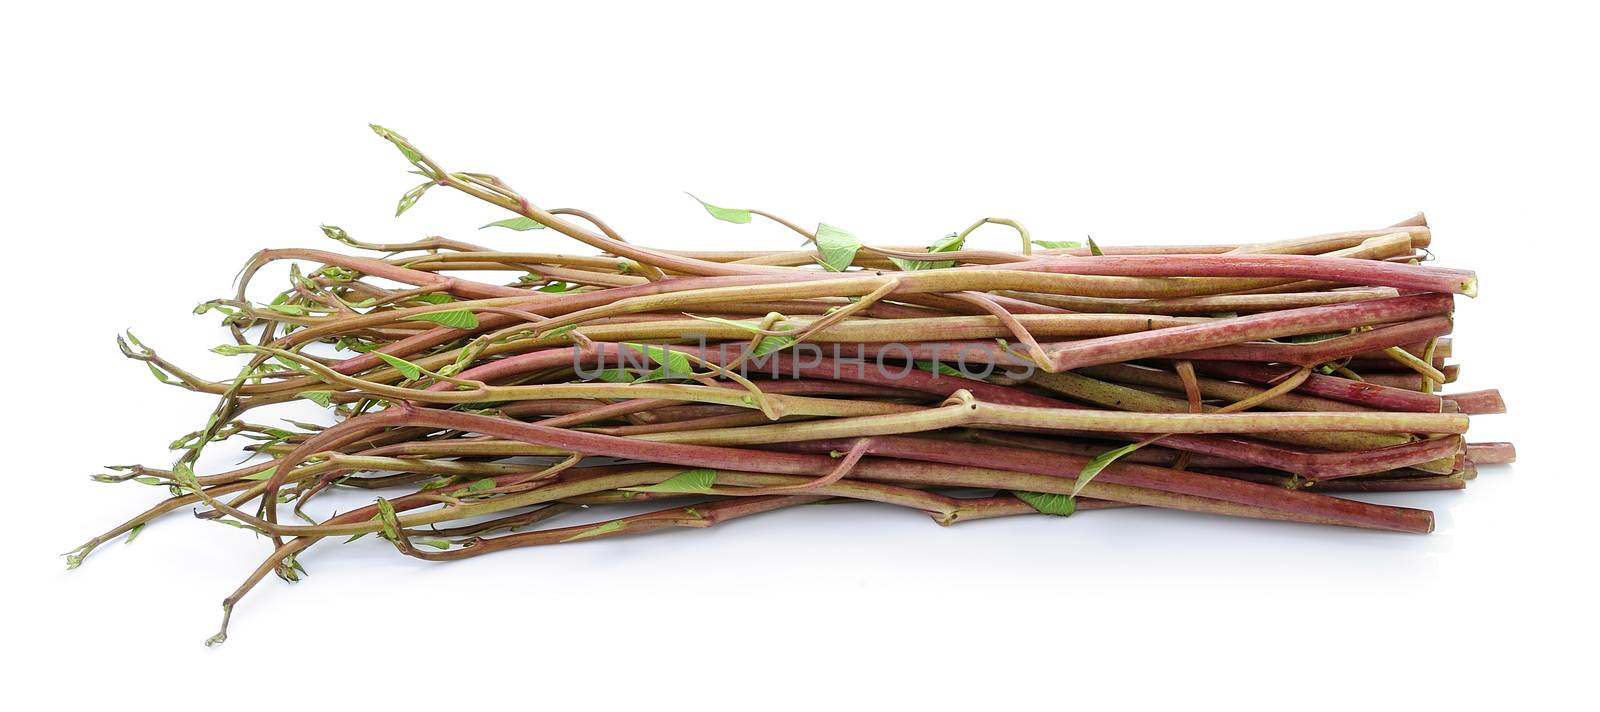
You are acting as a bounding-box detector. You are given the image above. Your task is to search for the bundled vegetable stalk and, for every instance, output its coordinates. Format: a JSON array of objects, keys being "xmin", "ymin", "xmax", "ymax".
[{"xmin": 71, "ymin": 126, "xmax": 1511, "ymax": 645}]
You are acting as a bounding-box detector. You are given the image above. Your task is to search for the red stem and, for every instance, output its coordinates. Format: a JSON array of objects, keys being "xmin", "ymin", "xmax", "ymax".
[
  {"xmin": 1444, "ymin": 389, "xmax": 1506, "ymax": 415},
  {"xmin": 1465, "ymin": 442, "xmax": 1516, "ymax": 465},
  {"xmin": 1194, "ymin": 362, "xmax": 1443, "ymax": 412},
  {"xmin": 1044, "ymin": 294, "xmax": 1454, "ymax": 371},
  {"xmin": 1005, "ymin": 253, "xmax": 1476, "ymax": 295},
  {"xmin": 1164, "ymin": 317, "xmax": 1454, "ymax": 366},
  {"xmin": 774, "ymin": 437, "xmax": 1434, "ymax": 533}
]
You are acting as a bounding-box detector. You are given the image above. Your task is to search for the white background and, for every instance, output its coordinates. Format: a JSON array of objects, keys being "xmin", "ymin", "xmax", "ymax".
[{"xmin": 5, "ymin": 2, "xmax": 1595, "ymax": 709}]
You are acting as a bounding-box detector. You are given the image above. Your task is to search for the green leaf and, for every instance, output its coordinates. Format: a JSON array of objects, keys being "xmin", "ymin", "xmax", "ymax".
[
  {"xmin": 929, "ymin": 231, "xmax": 964, "ymax": 252},
  {"xmin": 242, "ymin": 467, "xmax": 279, "ymax": 481},
  {"xmin": 266, "ymin": 303, "xmax": 307, "ymax": 316},
  {"xmin": 814, "ymin": 223, "xmax": 861, "ymax": 272},
  {"xmin": 1071, "ymin": 442, "xmax": 1147, "ymax": 496},
  {"xmin": 375, "ymin": 498, "xmax": 399, "ymax": 540},
  {"xmin": 319, "ymin": 265, "xmax": 359, "ymax": 282},
  {"xmin": 592, "ymin": 369, "xmax": 633, "ymax": 383},
  {"xmin": 537, "ymin": 281, "xmax": 574, "ymax": 293},
  {"xmin": 888, "ymin": 257, "xmax": 948, "ymax": 271},
  {"xmin": 133, "ymin": 476, "xmax": 164, "ymax": 486},
  {"xmin": 375, "ymin": 352, "xmax": 423, "ymax": 381},
  {"xmin": 1032, "ymin": 240, "xmax": 1084, "ymax": 249},
  {"xmin": 481, "ymin": 216, "xmax": 546, "ymax": 231},
  {"xmin": 299, "ymin": 390, "xmax": 335, "ymax": 407},
  {"xmin": 687, "ymin": 193, "xmax": 751, "ymax": 224},
  {"xmin": 1087, "ymin": 236, "xmax": 1104, "ymax": 256},
  {"xmin": 623, "ymin": 469, "xmax": 717, "ymax": 494},
  {"xmin": 467, "ymin": 478, "xmax": 496, "ymax": 492},
  {"xmin": 396, "ymin": 181, "xmax": 433, "ymax": 216},
  {"xmin": 370, "ymin": 124, "xmax": 425, "ymax": 166},
  {"xmin": 124, "ymin": 523, "xmax": 145, "ymax": 544},
  {"xmin": 560, "ymin": 520, "xmax": 626, "ymax": 543},
  {"xmin": 890, "ymin": 231, "xmax": 964, "ymax": 271},
  {"xmin": 915, "ymin": 360, "xmax": 966, "ymax": 378},
  {"xmin": 288, "ymin": 263, "xmax": 314, "ymax": 290},
  {"xmin": 545, "ymin": 324, "xmax": 578, "ymax": 338},
  {"xmin": 400, "ymin": 309, "xmax": 479, "ymax": 330},
  {"xmin": 1013, "ymin": 490, "xmax": 1077, "ymax": 516},
  {"xmin": 147, "ymin": 363, "xmax": 173, "ymax": 384},
  {"xmin": 751, "ymin": 334, "xmax": 796, "ymax": 357},
  {"xmin": 415, "ymin": 539, "xmax": 452, "ymax": 550},
  {"xmin": 622, "ymin": 342, "xmax": 694, "ymax": 381},
  {"xmin": 335, "ymin": 336, "xmax": 378, "ymax": 353},
  {"xmin": 321, "ymin": 224, "xmax": 358, "ymax": 246},
  {"xmin": 171, "ymin": 463, "xmax": 200, "ymax": 489},
  {"xmin": 412, "ymin": 294, "xmax": 455, "ymax": 305}
]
